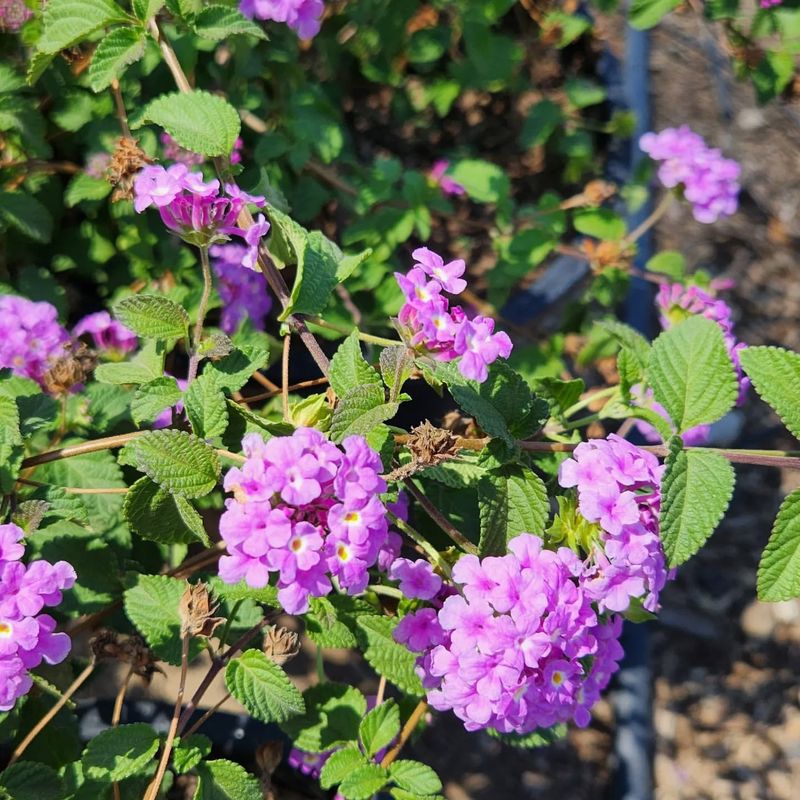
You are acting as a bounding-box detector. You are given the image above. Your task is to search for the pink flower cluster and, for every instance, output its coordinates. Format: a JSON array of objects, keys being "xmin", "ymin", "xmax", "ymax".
[
  {"xmin": 657, "ymin": 282, "xmax": 749, "ymax": 406},
  {"xmin": 210, "ymin": 243, "xmax": 272, "ymax": 335},
  {"xmin": 160, "ymin": 134, "xmax": 243, "ymax": 167},
  {"xmin": 395, "ymin": 247, "xmax": 512, "ymax": 383},
  {"xmin": 74, "ymin": 311, "xmax": 137, "ymax": 358},
  {"xmin": 133, "ymin": 165, "xmax": 269, "ymax": 263},
  {"xmin": 0, "ymin": 295, "xmax": 69, "ymax": 385},
  {"xmin": 219, "ymin": 429, "xmax": 389, "ymax": 614},
  {"xmin": 239, "ymin": 0, "xmax": 324, "ymax": 38},
  {"xmin": 429, "ymin": 161, "xmax": 466, "ymax": 198},
  {"xmin": 395, "ymin": 534, "xmax": 624, "ymax": 733},
  {"xmin": 558, "ymin": 435, "xmax": 669, "ymax": 613},
  {"xmin": 0, "ymin": 524, "xmax": 76, "ymax": 711},
  {"xmin": 639, "ymin": 126, "xmax": 740, "ymax": 223},
  {"xmin": 0, "ymin": 0, "xmax": 32, "ymax": 31},
  {"xmin": 760, "ymin": 0, "xmax": 781, "ymax": 7}
]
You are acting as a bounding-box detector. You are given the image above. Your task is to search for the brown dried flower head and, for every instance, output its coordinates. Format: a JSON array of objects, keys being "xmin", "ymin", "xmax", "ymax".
[
  {"xmin": 108, "ymin": 137, "xmax": 152, "ymax": 202},
  {"xmin": 581, "ymin": 239, "xmax": 632, "ymax": 273},
  {"xmin": 90, "ymin": 631, "xmax": 163, "ymax": 683},
  {"xmin": 42, "ymin": 341, "xmax": 97, "ymax": 396},
  {"xmin": 262, "ymin": 625, "xmax": 300, "ymax": 666},
  {"xmin": 180, "ymin": 582, "xmax": 225, "ymax": 638}
]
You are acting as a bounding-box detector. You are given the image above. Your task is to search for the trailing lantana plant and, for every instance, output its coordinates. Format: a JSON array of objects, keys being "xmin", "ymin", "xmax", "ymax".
[{"xmin": 3, "ymin": 3, "xmax": 800, "ymax": 800}]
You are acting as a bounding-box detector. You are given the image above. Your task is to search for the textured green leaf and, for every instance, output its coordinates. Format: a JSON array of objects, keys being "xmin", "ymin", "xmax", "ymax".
[
  {"xmin": 281, "ymin": 683, "xmax": 366, "ymax": 753},
  {"xmin": 379, "ymin": 346, "xmax": 415, "ymax": 401},
  {"xmin": 138, "ymin": 90, "xmax": 241, "ymax": 158},
  {"xmin": 447, "ymin": 159, "xmax": 510, "ymax": 203},
  {"xmin": 38, "ymin": 0, "xmax": 127, "ymax": 53},
  {"xmin": 130, "ymin": 429, "xmax": 220, "ymax": 498},
  {"xmin": 113, "ymin": 295, "xmax": 189, "ymax": 340},
  {"xmin": 132, "ymin": 0, "xmax": 164, "ymax": 21},
  {"xmin": 225, "ymin": 649, "xmax": 304, "ymax": 723},
  {"xmin": 131, "ymin": 377, "xmax": 182, "ymax": 427},
  {"xmin": 359, "ymin": 700, "xmax": 400, "ymax": 757},
  {"xmin": 0, "ymin": 191, "xmax": 53, "ymax": 243},
  {"xmin": 0, "ymin": 393, "xmax": 22, "ymax": 493},
  {"xmin": 573, "ymin": 208, "xmax": 625, "ymax": 240},
  {"xmin": 0, "ymin": 762, "xmax": 65, "ymax": 800},
  {"xmin": 648, "ymin": 316, "xmax": 737, "ymax": 431},
  {"xmin": 81, "ymin": 723, "xmax": 159, "ymax": 781},
  {"xmin": 207, "ymin": 577, "xmax": 278, "ymax": 606},
  {"xmin": 64, "ymin": 173, "xmax": 112, "ymax": 207},
  {"xmin": 305, "ymin": 595, "xmax": 377, "ymax": 649},
  {"xmin": 329, "ymin": 331, "xmax": 382, "ymax": 397},
  {"xmin": 330, "ymin": 383, "xmax": 397, "ymax": 443},
  {"xmin": 124, "ymin": 575, "xmax": 202, "ymax": 665},
  {"xmin": 487, "ymin": 723, "xmax": 567, "ymax": 748},
  {"xmin": 194, "ymin": 760, "xmax": 262, "ymax": 800},
  {"xmin": 520, "ymin": 99, "xmax": 563, "ymax": 148},
  {"xmin": 339, "ymin": 764, "xmax": 389, "ymax": 800},
  {"xmin": 185, "ymin": 373, "xmax": 228, "ymax": 439},
  {"xmin": 206, "ymin": 346, "xmax": 269, "ymax": 391},
  {"xmin": 173, "ymin": 734, "xmax": 212, "ymax": 774},
  {"xmin": 356, "ymin": 616, "xmax": 423, "ymax": 695},
  {"xmin": 660, "ymin": 437, "xmax": 735, "ymax": 567},
  {"xmin": 389, "ymin": 760, "xmax": 443, "ymax": 796},
  {"xmin": 88, "ymin": 28, "xmax": 145, "ymax": 92},
  {"xmin": 478, "ymin": 465, "xmax": 549, "ymax": 556},
  {"xmin": 535, "ymin": 377, "xmax": 585, "ymax": 419},
  {"xmin": 94, "ymin": 340, "xmax": 166, "ymax": 386},
  {"xmin": 124, "ymin": 477, "xmax": 209, "ymax": 546},
  {"xmin": 758, "ymin": 489, "xmax": 800, "ymax": 601},
  {"xmin": 419, "ymin": 457, "xmax": 485, "ymax": 489},
  {"xmin": 193, "ymin": 5, "xmax": 267, "ymax": 39},
  {"xmin": 596, "ymin": 318, "xmax": 651, "ymax": 371},
  {"xmin": 740, "ymin": 346, "xmax": 800, "ymax": 440},
  {"xmin": 320, "ymin": 746, "xmax": 368, "ymax": 790}
]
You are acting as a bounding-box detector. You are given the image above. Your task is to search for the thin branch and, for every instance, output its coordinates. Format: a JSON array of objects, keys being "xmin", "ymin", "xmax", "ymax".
[
  {"xmin": 252, "ymin": 371, "xmax": 281, "ymax": 393},
  {"xmin": 111, "ymin": 664, "xmax": 135, "ymax": 800},
  {"xmin": 180, "ymin": 692, "xmax": 231, "ymax": 739},
  {"xmin": 109, "ymin": 79, "xmax": 132, "ymax": 139},
  {"xmin": 375, "ymin": 676, "xmax": 387, "ymax": 707},
  {"xmin": 15, "ymin": 477, "xmax": 129, "ymax": 494},
  {"xmin": 305, "ymin": 316, "xmax": 403, "ymax": 348},
  {"xmin": 380, "ymin": 700, "xmax": 428, "ymax": 768},
  {"xmin": 21, "ymin": 431, "xmax": 145, "ymax": 468},
  {"xmin": 624, "ymin": 192, "xmax": 675, "ymax": 245},
  {"xmin": 403, "ymin": 479, "xmax": 479, "ymax": 555},
  {"xmin": 9, "ymin": 660, "xmax": 96, "ymax": 764},
  {"xmin": 241, "ymin": 376, "xmax": 329, "ymax": 404},
  {"xmin": 281, "ymin": 333, "xmax": 291, "ymax": 420},
  {"xmin": 187, "ymin": 245, "xmax": 213, "ymax": 385}
]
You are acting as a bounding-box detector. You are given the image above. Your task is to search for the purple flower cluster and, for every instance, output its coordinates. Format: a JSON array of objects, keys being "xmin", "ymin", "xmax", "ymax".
[
  {"xmin": 133, "ymin": 165, "xmax": 269, "ymax": 263},
  {"xmin": 395, "ymin": 247, "xmax": 512, "ymax": 383},
  {"xmin": 760, "ymin": 0, "xmax": 781, "ymax": 7},
  {"xmin": 210, "ymin": 243, "xmax": 272, "ymax": 335},
  {"xmin": 219, "ymin": 429, "xmax": 389, "ymax": 614},
  {"xmin": 0, "ymin": 524, "xmax": 76, "ymax": 712},
  {"xmin": 639, "ymin": 126, "xmax": 740, "ymax": 223},
  {"xmin": 0, "ymin": 0, "xmax": 32, "ymax": 31},
  {"xmin": 558, "ymin": 435, "xmax": 669, "ymax": 613},
  {"xmin": 73, "ymin": 311, "xmax": 137, "ymax": 359},
  {"xmin": 429, "ymin": 161, "xmax": 466, "ymax": 198},
  {"xmin": 656, "ymin": 282, "xmax": 749, "ymax": 406},
  {"xmin": 395, "ymin": 534, "xmax": 624, "ymax": 733},
  {"xmin": 239, "ymin": 0, "xmax": 324, "ymax": 38},
  {"xmin": 0, "ymin": 295, "xmax": 69, "ymax": 385},
  {"xmin": 85, "ymin": 152, "xmax": 111, "ymax": 180}
]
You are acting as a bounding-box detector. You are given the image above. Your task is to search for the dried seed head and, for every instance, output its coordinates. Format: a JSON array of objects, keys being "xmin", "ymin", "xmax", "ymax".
[
  {"xmin": 42, "ymin": 342, "xmax": 97, "ymax": 396},
  {"xmin": 406, "ymin": 420, "xmax": 460, "ymax": 466},
  {"xmin": 90, "ymin": 631, "xmax": 163, "ymax": 682},
  {"xmin": 262, "ymin": 625, "xmax": 300, "ymax": 666},
  {"xmin": 179, "ymin": 582, "xmax": 225, "ymax": 638},
  {"xmin": 583, "ymin": 180, "xmax": 617, "ymax": 206},
  {"xmin": 108, "ymin": 137, "xmax": 152, "ymax": 202}
]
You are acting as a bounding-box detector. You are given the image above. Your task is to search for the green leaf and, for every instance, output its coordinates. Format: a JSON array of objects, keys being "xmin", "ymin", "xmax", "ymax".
[
  {"xmin": 359, "ymin": 700, "xmax": 400, "ymax": 757},
  {"xmin": 130, "ymin": 429, "xmax": 220, "ymax": 498},
  {"xmin": 645, "ymin": 251, "xmax": 685, "ymax": 280},
  {"xmin": 659, "ymin": 437, "xmax": 735, "ymax": 567},
  {"xmin": 185, "ymin": 373, "xmax": 229, "ymax": 439},
  {"xmin": 206, "ymin": 346, "xmax": 269, "ymax": 392},
  {"xmin": 37, "ymin": 0, "xmax": 127, "ymax": 53},
  {"xmin": 487, "ymin": 723, "xmax": 567, "ymax": 748},
  {"xmin": 564, "ymin": 78, "xmax": 606, "ymax": 108},
  {"xmin": 339, "ymin": 764, "xmax": 389, "ymax": 800},
  {"xmin": 225, "ymin": 649, "xmax": 305, "ymax": 723},
  {"xmin": 356, "ymin": 616, "xmax": 423, "ymax": 695},
  {"xmin": 131, "ymin": 377, "xmax": 182, "ymax": 427},
  {"xmin": 0, "ymin": 762, "xmax": 65, "ymax": 800},
  {"xmin": 0, "ymin": 191, "xmax": 53, "ymax": 243},
  {"xmin": 740, "ymin": 346, "xmax": 800, "ymax": 440},
  {"xmin": 596, "ymin": 318, "xmax": 651, "ymax": 369},
  {"xmin": 208, "ymin": 577, "xmax": 278, "ymax": 606},
  {"xmin": 647, "ymin": 315, "xmax": 737, "ymax": 432},
  {"xmin": 478, "ymin": 465, "xmax": 549, "ymax": 556},
  {"xmin": 81, "ymin": 723, "xmax": 159, "ymax": 781},
  {"xmin": 124, "ymin": 477, "xmax": 209, "ymax": 546},
  {"xmin": 95, "ymin": 340, "xmax": 166, "ymax": 386},
  {"xmin": 173, "ymin": 734, "xmax": 212, "ymax": 774},
  {"xmin": 628, "ymin": 0, "xmax": 681, "ymax": 29},
  {"xmin": 758, "ymin": 489, "xmax": 800, "ymax": 601},
  {"xmin": 535, "ymin": 377, "xmax": 585, "ymax": 420},
  {"xmin": 419, "ymin": 456, "xmax": 485, "ymax": 489},
  {"xmin": 281, "ymin": 683, "xmax": 366, "ymax": 753},
  {"xmin": 124, "ymin": 575, "xmax": 202, "ymax": 665},
  {"xmin": 389, "ymin": 761, "xmax": 443, "ymax": 796},
  {"xmin": 573, "ymin": 208, "xmax": 626, "ymax": 240},
  {"xmin": 329, "ymin": 331, "xmax": 382, "ymax": 397},
  {"xmin": 114, "ymin": 295, "xmax": 189, "ymax": 340},
  {"xmin": 88, "ymin": 28, "xmax": 145, "ymax": 92},
  {"xmin": 320, "ymin": 746, "xmax": 369, "ymax": 790},
  {"xmin": 132, "ymin": 0, "xmax": 164, "ymax": 21},
  {"xmin": 330, "ymin": 383, "xmax": 398, "ymax": 443},
  {"xmin": 137, "ymin": 90, "xmax": 241, "ymax": 158},
  {"xmin": 379, "ymin": 346, "xmax": 415, "ymax": 401},
  {"xmin": 520, "ymin": 99, "xmax": 564, "ymax": 148},
  {"xmin": 305, "ymin": 595, "xmax": 377, "ymax": 649},
  {"xmin": 447, "ymin": 159, "xmax": 510, "ymax": 204},
  {"xmin": 286, "ymin": 232, "xmax": 342, "ymax": 320},
  {"xmin": 192, "ymin": 5, "xmax": 267, "ymax": 39},
  {"xmin": 64, "ymin": 173, "xmax": 112, "ymax": 207},
  {"xmin": 194, "ymin": 760, "xmax": 262, "ymax": 800}
]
